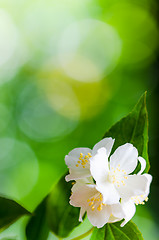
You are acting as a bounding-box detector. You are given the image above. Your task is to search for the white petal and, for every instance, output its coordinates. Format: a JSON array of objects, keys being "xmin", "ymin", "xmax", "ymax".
[
  {"xmin": 65, "ymin": 169, "xmax": 91, "ymax": 182},
  {"xmin": 110, "ymin": 143, "xmax": 138, "ymax": 174},
  {"xmin": 92, "ymin": 138, "xmax": 115, "ymax": 157},
  {"xmin": 128, "ymin": 173, "xmax": 152, "ymax": 205},
  {"xmin": 90, "ymin": 147, "xmax": 109, "ymax": 184},
  {"xmin": 143, "ymin": 173, "xmax": 152, "ymax": 195},
  {"xmin": 108, "ymin": 204, "xmax": 124, "ymax": 223},
  {"xmin": 111, "ymin": 203, "xmax": 125, "ymax": 219},
  {"xmin": 96, "ymin": 182, "xmax": 120, "ymax": 204},
  {"xmin": 70, "ymin": 182, "xmax": 97, "ymax": 208},
  {"xmin": 71, "ymin": 178, "xmax": 93, "ymax": 191},
  {"xmin": 120, "ymin": 200, "xmax": 136, "ymax": 227},
  {"xmin": 108, "ymin": 215, "xmax": 122, "ymax": 223},
  {"xmin": 65, "ymin": 147, "xmax": 92, "ymax": 181},
  {"xmin": 65, "ymin": 148, "xmax": 91, "ymax": 166},
  {"xmin": 79, "ymin": 207, "xmax": 85, "ymax": 222},
  {"xmin": 117, "ymin": 174, "xmax": 148, "ymax": 201},
  {"xmin": 67, "ymin": 147, "xmax": 92, "ymax": 158},
  {"xmin": 87, "ymin": 204, "xmax": 111, "ymax": 228},
  {"xmin": 137, "ymin": 157, "xmax": 146, "ymax": 175}
]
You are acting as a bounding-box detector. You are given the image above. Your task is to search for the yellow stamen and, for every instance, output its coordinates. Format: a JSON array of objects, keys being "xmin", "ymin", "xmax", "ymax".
[
  {"xmin": 91, "ymin": 206, "xmax": 95, "ymax": 211},
  {"xmin": 89, "ymin": 202, "xmax": 93, "ymax": 206},
  {"xmin": 97, "ymin": 205, "xmax": 102, "ymax": 211}
]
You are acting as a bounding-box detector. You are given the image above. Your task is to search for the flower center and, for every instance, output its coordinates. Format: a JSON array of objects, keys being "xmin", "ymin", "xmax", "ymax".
[
  {"xmin": 131, "ymin": 195, "xmax": 148, "ymax": 205},
  {"xmin": 75, "ymin": 152, "xmax": 92, "ymax": 168},
  {"xmin": 87, "ymin": 193, "xmax": 106, "ymax": 211},
  {"xmin": 108, "ymin": 165, "xmax": 128, "ymax": 187}
]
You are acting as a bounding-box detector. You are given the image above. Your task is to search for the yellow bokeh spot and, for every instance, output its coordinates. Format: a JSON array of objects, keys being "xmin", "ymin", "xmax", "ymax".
[{"xmin": 37, "ymin": 67, "xmax": 112, "ymax": 120}]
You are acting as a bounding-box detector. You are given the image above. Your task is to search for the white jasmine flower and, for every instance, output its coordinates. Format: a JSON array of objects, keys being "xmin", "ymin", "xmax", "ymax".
[
  {"xmin": 65, "ymin": 138, "xmax": 114, "ymax": 181},
  {"xmin": 120, "ymin": 173, "xmax": 152, "ymax": 227},
  {"xmin": 90, "ymin": 143, "xmax": 150, "ymax": 204},
  {"xmin": 70, "ymin": 180, "xmax": 124, "ymax": 228}
]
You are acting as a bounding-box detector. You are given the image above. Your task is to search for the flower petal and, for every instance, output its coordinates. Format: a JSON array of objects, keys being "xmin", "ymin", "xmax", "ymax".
[
  {"xmin": 87, "ymin": 204, "xmax": 111, "ymax": 228},
  {"xmin": 110, "ymin": 143, "xmax": 138, "ymax": 174},
  {"xmin": 67, "ymin": 147, "xmax": 92, "ymax": 158},
  {"xmin": 120, "ymin": 200, "xmax": 136, "ymax": 227},
  {"xmin": 70, "ymin": 182, "xmax": 97, "ymax": 208},
  {"xmin": 143, "ymin": 173, "xmax": 152, "ymax": 195},
  {"xmin": 92, "ymin": 138, "xmax": 115, "ymax": 157},
  {"xmin": 79, "ymin": 207, "xmax": 85, "ymax": 222},
  {"xmin": 137, "ymin": 156, "xmax": 146, "ymax": 175},
  {"xmin": 65, "ymin": 147, "xmax": 92, "ymax": 181},
  {"xmin": 90, "ymin": 147, "xmax": 109, "ymax": 184},
  {"xmin": 65, "ymin": 169, "xmax": 91, "ymax": 182},
  {"xmin": 117, "ymin": 174, "xmax": 148, "ymax": 201},
  {"xmin": 65, "ymin": 148, "xmax": 91, "ymax": 169},
  {"xmin": 96, "ymin": 182, "xmax": 120, "ymax": 204},
  {"xmin": 111, "ymin": 203, "xmax": 125, "ymax": 219}
]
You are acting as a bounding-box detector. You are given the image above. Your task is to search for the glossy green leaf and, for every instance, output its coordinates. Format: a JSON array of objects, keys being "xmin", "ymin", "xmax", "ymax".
[
  {"xmin": 0, "ymin": 196, "xmax": 30, "ymax": 231},
  {"xmin": 26, "ymin": 197, "xmax": 49, "ymax": 240},
  {"xmin": 90, "ymin": 221, "xmax": 144, "ymax": 240},
  {"xmin": 103, "ymin": 92, "xmax": 149, "ymax": 173},
  {"xmin": 46, "ymin": 174, "xmax": 80, "ymax": 238}
]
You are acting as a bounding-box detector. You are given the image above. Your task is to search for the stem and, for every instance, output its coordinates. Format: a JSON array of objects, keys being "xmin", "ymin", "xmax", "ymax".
[{"xmin": 71, "ymin": 227, "xmax": 94, "ymax": 240}]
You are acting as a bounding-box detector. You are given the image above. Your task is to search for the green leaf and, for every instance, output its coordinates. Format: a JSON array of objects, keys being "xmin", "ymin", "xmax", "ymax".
[
  {"xmin": 0, "ymin": 196, "xmax": 30, "ymax": 231},
  {"xmin": 103, "ymin": 92, "xmax": 149, "ymax": 173},
  {"xmin": 90, "ymin": 221, "xmax": 144, "ymax": 240},
  {"xmin": 26, "ymin": 197, "xmax": 49, "ymax": 240},
  {"xmin": 46, "ymin": 174, "xmax": 80, "ymax": 238}
]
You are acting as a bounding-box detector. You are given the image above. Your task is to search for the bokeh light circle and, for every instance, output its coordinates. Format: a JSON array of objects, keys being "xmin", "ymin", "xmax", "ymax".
[
  {"xmin": 0, "ymin": 9, "xmax": 18, "ymax": 66},
  {"xmin": 0, "ymin": 138, "xmax": 39, "ymax": 199},
  {"xmin": 17, "ymin": 82, "xmax": 79, "ymax": 141},
  {"xmin": 0, "ymin": 9, "xmax": 28, "ymax": 85},
  {"xmin": 58, "ymin": 19, "xmax": 122, "ymax": 82},
  {"xmin": 38, "ymin": 69, "xmax": 81, "ymax": 121}
]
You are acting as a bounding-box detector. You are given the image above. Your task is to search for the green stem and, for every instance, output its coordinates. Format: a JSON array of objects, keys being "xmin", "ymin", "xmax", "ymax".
[{"xmin": 71, "ymin": 227, "xmax": 94, "ymax": 240}]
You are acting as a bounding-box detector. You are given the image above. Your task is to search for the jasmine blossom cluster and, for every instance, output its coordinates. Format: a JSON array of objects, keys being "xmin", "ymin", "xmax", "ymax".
[{"xmin": 65, "ymin": 138, "xmax": 152, "ymax": 228}]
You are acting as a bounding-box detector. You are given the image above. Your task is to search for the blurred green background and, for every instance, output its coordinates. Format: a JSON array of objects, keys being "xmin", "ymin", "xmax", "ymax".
[{"xmin": 0, "ymin": 0, "xmax": 158, "ymax": 239}]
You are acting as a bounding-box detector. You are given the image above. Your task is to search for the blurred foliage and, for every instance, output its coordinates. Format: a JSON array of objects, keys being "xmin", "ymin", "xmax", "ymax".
[{"xmin": 0, "ymin": 0, "xmax": 158, "ymax": 239}]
